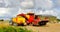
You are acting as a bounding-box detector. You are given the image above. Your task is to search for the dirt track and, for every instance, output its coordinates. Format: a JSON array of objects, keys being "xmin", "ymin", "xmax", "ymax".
[
  {"xmin": 25, "ymin": 23, "xmax": 60, "ymax": 32},
  {"xmin": 0, "ymin": 21, "xmax": 60, "ymax": 32}
]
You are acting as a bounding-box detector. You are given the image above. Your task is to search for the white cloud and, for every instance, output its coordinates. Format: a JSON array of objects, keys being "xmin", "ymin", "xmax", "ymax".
[
  {"xmin": 53, "ymin": 9, "xmax": 60, "ymax": 19},
  {"xmin": 57, "ymin": 0, "xmax": 60, "ymax": 6},
  {"xmin": 8, "ymin": 8, "xmax": 19, "ymax": 17},
  {"xmin": 0, "ymin": 8, "xmax": 9, "ymax": 16},
  {"xmin": 17, "ymin": 9, "xmax": 34, "ymax": 14},
  {"xmin": 20, "ymin": 0, "xmax": 34, "ymax": 9},
  {"xmin": 0, "ymin": 0, "xmax": 20, "ymax": 7},
  {"xmin": 54, "ymin": 0, "xmax": 60, "ymax": 7},
  {"xmin": 0, "ymin": 0, "xmax": 3, "ymax": 3},
  {"xmin": 35, "ymin": 10, "xmax": 57, "ymax": 16},
  {"xmin": 0, "ymin": 8, "xmax": 19, "ymax": 17},
  {"xmin": 20, "ymin": 0, "xmax": 53, "ymax": 9},
  {"xmin": 36, "ymin": 9, "xmax": 60, "ymax": 19},
  {"xmin": 0, "ymin": 0, "xmax": 60, "ymax": 19},
  {"xmin": 35, "ymin": 0, "xmax": 53, "ymax": 9},
  {"xmin": 0, "ymin": 0, "xmax": 53, "ymax": 8}
]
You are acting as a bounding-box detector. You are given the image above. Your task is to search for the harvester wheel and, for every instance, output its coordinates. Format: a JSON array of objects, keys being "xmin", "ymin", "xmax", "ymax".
[
  {"xmin": 38, "ymin": 21, "xmax": 47, "ymax": 26},
  {"xmin": 39, "ymin": 20, "xmax": 49, "ymax": 26},
  {"xmin": 9, "ymin": 20, "xmax": 13, "ymax": 25},
  {"xmin": 9, "ymin": 21, "xmax": 18, "ymax": 26},
  {"xmin": 27, "ymin": 23, "xmax": 33, "ymax": 26},
  {"xmin": 17, "ymin": 23, "xmax": 24, "ymax": 26}
]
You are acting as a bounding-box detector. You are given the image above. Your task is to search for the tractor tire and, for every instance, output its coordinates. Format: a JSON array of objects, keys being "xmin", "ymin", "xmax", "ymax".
[{"xmin": 38, "ymin": 21, "xmax": 47, "ymax": 26}]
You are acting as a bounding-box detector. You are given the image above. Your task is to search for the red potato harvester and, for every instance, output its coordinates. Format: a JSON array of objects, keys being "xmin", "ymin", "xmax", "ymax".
[{"xmin": 10, "ymin": 13, "xmax": 49, "ymax": 26}]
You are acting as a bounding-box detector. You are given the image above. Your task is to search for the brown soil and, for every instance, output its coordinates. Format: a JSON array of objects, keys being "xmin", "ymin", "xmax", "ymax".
[
  {"xmin": 0, "ymin": 21, "xmax": 60, "ymax": 32},
  {"xmin": 25, "ymin": 23, "xmax": 60, "ymax": 32}
]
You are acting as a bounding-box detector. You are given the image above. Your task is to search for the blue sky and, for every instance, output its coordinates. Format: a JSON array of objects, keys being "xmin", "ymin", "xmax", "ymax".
[{"xmin": 0, "ymin": 0, "xmax": 60, "ymax": 19}]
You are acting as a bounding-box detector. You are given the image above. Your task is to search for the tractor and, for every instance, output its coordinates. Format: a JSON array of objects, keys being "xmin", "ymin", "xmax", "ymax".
[{"xmin": 10, "ymin": 13, "xmax": 49, "ymax": 26}]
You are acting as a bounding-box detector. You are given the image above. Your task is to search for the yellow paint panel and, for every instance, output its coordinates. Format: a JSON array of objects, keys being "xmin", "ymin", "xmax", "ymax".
[{"xmin": 16, "ymin": 16, "xmax": 26, "ymax": 24}]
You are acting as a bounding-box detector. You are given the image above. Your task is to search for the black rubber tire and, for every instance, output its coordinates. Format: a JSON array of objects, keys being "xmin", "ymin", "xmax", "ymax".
[
  {"xmin": 38, "ymin": 21, "xmax": 47, "ymax": 26},
  {"xmin": 17, "ymin": 23, "xmax": 24, "ymax": 26}
]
